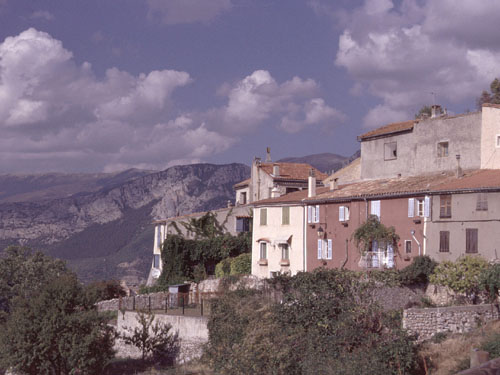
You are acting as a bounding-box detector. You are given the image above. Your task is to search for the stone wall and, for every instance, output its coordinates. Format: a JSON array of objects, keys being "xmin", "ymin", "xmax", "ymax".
[
  {"xmin": 115, "ymin": 311, "xmax": 209, "ymax": 363},
  {"xmin": 403, "ymin": 304, "xmax": 500, "ymax": 341}
]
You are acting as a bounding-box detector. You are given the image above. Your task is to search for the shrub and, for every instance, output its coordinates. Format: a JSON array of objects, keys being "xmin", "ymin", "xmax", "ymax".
[
  {"xmin": 215, "ymin": 258, "xmax": 232, "ymax": 278},
  {"xmin": 85, "ymin": 279, "xmax": 126, "ymax": 304},
  {"xmin": 367, "ymin": 269, "xmax": 402, "ymax": 286},
  {"xmin": 230, "ymin": 253, "xmax": 251, "ymax": 276},
  {"xmin": 399, "ymin": 255, "xmax": 437, "ymax": 286},
  {"xmin": 481, "ymin": 332, "xmax": 500, "ymax": 359},
  {"xmin": 479, "ymin": 263, "xmax": 500, "ymax": 302},
  {"xmin": 429, "ymin": 256, "xmax": 489, "ymax": 303}
]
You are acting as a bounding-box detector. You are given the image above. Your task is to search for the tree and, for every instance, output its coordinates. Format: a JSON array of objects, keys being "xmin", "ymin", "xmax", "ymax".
[
  {"xmin": 121, "ymin": 311, "xmax": 179, "ymax": 365},
  {"xmin": 352, "ymin": 215, "xmax": 400, "ymax": 255},
  {"xmin": 230, "ymin": 253, "xmax": 251, "ymax": 275},
  {"xmin": 429, "ymin": 255, "xmax": 489, "ymax": 303},
  {"xmin": 85, "ymin": 279, "xmax": 127, "ymax": 305},
  {"xmin": 477, "ymin": 77, "xmax": 500, "ymax": 108},
  {"xmin": 415, "ymin": 105, "xmax": 432, "ymax": 119},
  {"xmin": 0, "ymin": 274, "xmax": 115, "ymax": 375}
]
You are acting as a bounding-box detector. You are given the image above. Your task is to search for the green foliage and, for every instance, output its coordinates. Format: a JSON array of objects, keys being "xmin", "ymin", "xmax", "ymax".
[
  {"xmin": 399, "ymin": 256, "xmax": 438, "ymax": 286},
  {"xmin": 158, "ymin": 232, "xmax": 251, "ymax": 286},
  {"xmin": 480, "ymin": 332, "xmax": 500, "ymax": 359},
  {"xmin": 366, "ymin": 269, "xmax": 402, "ymax": 286},
  {"xmin": 85, "ymin": 279, "xmax": 126, "ymax": 305},
  {"xmin": 0, "ymin": 273, "xmax": 115, "ymax": 375},
  {"xmin": 477, "ymin": 77, "xmax": 500, "ymax": 108},
  {"xmin": 230, "ymin": 253, "xmax": 251, "ymax": 276},
  {"xmin": 429, "ymin": 256, "xmax": 489, "ymax": 302},
  {"xmin": 479, "ymin": 263, "xmax": 500, "ymax": 302},
  {"xmin": 215, "ymin": 258, "xmax": 232, "ymax": 278},
  {"xmin": 352, "ymin": 215, "xmax": 400, "ymax": 255},
  {"xmin": 181, "ymin": 212, "xmax": 225, "ymax": 239},
  {"xmin": 193, "ymin": 264, "xmax": 207, "ymax": 283},
  {"xmin": 0, "ymin": 245, "xmax": 68, "ymax": 318},
  {"xmin": 121, "ymin": 311, "xmax": 180, "ymax": 364},
  {"xmin": 415, "ymin": 105, "xmax": 432, "ymax": 119},
  {"xmin": 205, "ymin": 269, "xmax": 418, "ymax": 375}
]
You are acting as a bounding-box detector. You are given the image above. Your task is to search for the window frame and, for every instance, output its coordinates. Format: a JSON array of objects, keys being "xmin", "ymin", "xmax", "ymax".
[
  {"xmin": 384, "ymin": 142, "xmax": 397, "ymax": 160},
  {"xmin": 465, "ymin": 228, "xmax": 478, "ymax": 254},
  {"xmin": 282, "ymin": 206, "xmax": 290, "ymax": 225},
  {"xmin": 439, "ymin": 195, "xmax": 452, "ymax": 218},
  {"xmin": 280, "ymin": 243, "xmax": 289, "ymax": 260},
  {"xmin": 260, "ymin": 208, "xmax": 267, "ymax": 226},
  {"xmin": 259, "ymin": 242, "xmax": 267, "ymax": 260},
  {"xmin": 476, "ymin": 193, "xmax": 488, "ymax": 211},
  {"xmin": 405, "ymin": 240, "xmax": 412, "ymax": 254},
  {"xmin": 417, "ymin": 199, "xmax": 425, "ymax": 217},
  {"xmin": 437, "ymin": 141, "xmax": 449, "ymax": 157},
  {"xmin": 439, "ymin": 231, "xmax": 450, "ymax": 252}
]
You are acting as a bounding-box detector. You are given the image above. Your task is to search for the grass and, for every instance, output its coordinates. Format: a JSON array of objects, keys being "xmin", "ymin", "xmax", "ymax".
[{"xmin": 419, "ymin": 320, "xmax": 500, "ymax": 375}]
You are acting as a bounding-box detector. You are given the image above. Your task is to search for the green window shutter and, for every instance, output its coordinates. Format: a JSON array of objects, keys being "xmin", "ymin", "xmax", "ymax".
[
  {"xmin": 260, "ymin": 208, "xmax": 267, "ymax": 226},
  {"xmin": 282, "ymin": 206, "xmax": 290, "ymax": 225}
]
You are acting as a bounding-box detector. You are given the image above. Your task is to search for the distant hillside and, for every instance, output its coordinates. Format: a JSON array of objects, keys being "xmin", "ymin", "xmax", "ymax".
[
  {"xmin": 278, "ymin": 151, "xmax": 359, "ymax": 174},
  {"xmin": 0, "ymin": 163, "xmax": 250, "ymax": 283},
  {"xmin": 0, "ymin": 169, "xmax": 155, "ymax": 203}
]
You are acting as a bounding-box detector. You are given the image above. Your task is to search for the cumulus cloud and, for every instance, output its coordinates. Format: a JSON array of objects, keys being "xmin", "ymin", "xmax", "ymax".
[
  {"xmin": 147, "ymin": 0, "xmax": 232, "ymax": 25},
  {"xmin": 213, "ymin": 70, "xmax": 345, "ymax": 134},
  {"xmin": 334, "ymin": 0, "xmax": 500, "ymax": 127},
  {"xmin": 0, "ymin": 28, "xmax": 234, "ymax": 173}
]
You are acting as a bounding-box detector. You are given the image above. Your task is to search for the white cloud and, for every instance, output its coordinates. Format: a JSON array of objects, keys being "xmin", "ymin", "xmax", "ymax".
[
  {"xmin": 29, "ymin": 10, "xmax": 55, "ymax": 21},
  {"xmin": 147, "ymin": 0, "xmax": 232, "ymax": 25},
  {"xmin": 334, "ymin": 0, "xmax": 500, "ymax": 127},
  {"xmin": 0, "ymin": 28, "xmax": 233, "ymax": 173},
  {"xmin": 215, "ymin": 70, "xmax": 345, "ymax": 134}
]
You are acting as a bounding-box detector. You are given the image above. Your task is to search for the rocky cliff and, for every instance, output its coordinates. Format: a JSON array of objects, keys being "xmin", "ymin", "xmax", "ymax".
[{"xmin": 0, "ymin": 163, "xmax": 250, "ymax": 283}]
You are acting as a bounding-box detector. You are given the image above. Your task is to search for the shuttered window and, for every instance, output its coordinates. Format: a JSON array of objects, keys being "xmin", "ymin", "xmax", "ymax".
[
  {"xmin": 339, "ymin": 206, "xmax": 345, "ymax": 221},
  {"xmin": 315, "ymin": 205, "xmax": 320, "ymax": 223},
  {"xmin": 327, "ymin": 239, "xmax": 332, "ymax": 260},
  {"xmin": 408, "ymin": 198, "xmax": 415, "ymax": 217},
  {"xmin": 282, "ymin": 206, "xmax": 290, "ymax": 225},
  {"xmin": 424, "ymin": 196, "xmax": 431, "ymax": 217},
  {"xmin": 317, "ymin": 239, "xmax": 323, "ymax": 259},
  {"xmin": 371, "ymin": 200, "xmax": 381, "ymax": 219},
  {"xmin": 476, "ymin": 193, "xmax": 488, "ymax": 211},
  {"xmin": 260, "ymin": 208, "xmax": 267, "ymax": 226},
  {"xmin": 260, "ymin": 242, "xmax": 267, "ymax": 259},
  {"xmin": 466, "ymin": 228, "xmax": 478, "ymax": 253},
  {"xmin": 308, "ymin": 206, "xmax": 312, "ymax": 223},
  {"xmin": 440, "ymin": 195, "xmax": 452, "ymax": 218},
  {"xmin": 405, "ymin": 240, "xmax": 412, "ymax": 254},
  {"xmin": 439, "ymin": 231, "xmax": 450, "ymax": 252}
]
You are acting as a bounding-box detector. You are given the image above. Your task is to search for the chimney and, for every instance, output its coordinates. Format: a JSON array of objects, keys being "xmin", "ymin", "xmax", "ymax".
[
  {"xmin": 265, "ymin": 147, "xmax": 271, "ymax": 162},
  {"xmin": 431, "ymin": 104, "xmax": 442, "ymax": 118},
  {"xmin": 329, "ymin": 178, "xmax": 338, "ymax": 191},
  {"xmin": 254, "ymin": 156, "xmax": 261, "ymax": 166},
  {"xmin": 227, "ymin": 200, "xmax": 233, "ymax": 208},
  {"xmin": 308, "ymin": 169, "xmax": 316, "ymax": 198},
  {"xmin": 456, "ymin": 154, "xmax": 463, "ymax": 178},
  {"xmin": 271, "ymin": 186, "xmax": 280, "ymax": 198},
  {"xmin": 273, "ymin": 163, "xmax": 280, "ymax": 176}
]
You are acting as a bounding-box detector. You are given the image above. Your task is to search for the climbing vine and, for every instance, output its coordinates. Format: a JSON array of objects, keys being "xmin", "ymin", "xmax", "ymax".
[{"xmin": 352, "ymin": 215, "xmax": 400, "ymax": 254}]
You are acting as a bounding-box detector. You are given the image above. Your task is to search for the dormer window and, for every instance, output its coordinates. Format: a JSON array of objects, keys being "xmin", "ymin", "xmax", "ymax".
[{"xmin": 384, "ymin": 142, "xmax": 397, "ymax": 160}]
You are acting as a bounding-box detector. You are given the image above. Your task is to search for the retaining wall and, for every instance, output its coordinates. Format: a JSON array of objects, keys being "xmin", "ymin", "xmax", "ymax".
[{"xmin": 403, "ymin": 304, "xmax": 500, "ymax": 341}]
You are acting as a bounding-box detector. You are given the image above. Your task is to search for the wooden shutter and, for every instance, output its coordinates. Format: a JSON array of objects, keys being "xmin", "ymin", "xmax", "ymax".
[
  {"xmin": 371, "ymin": 200, "xmax": 381, "ymax": 219},
  {"xmin": 260, "ymin": 208, "xmax": 267, "ymax": 226},
  {"xmin": 236, "ymin": 218, "xmax": 243, "ymax": 232},
  {"xmin": 282, "ymin": 206, "xmax": 290, "ymax": 225},
  {"xmin": 345, "ymin": 206, "xmax": 350, "ymax": 221},
  {"xmin": 308, "ymin": 206, "xmax": 312, "ymax": 223},
  {"xmin": 386, "ymin": 244, "xmax": 394, "ymax": 268},
  {"xmin": 339, "ymin": 206, "xmax": 345, "ymax": 222},
  {"xmin": 424, "ymin": 196, "xmax": 431, "ymax": 217},
  {"xmin": 315, "ymin": 205, "xmax": 320, "ymax": 223},
  {"xmin": 439, "ymin": 231, "xmax": 449, "ymax": 252},
  {"xmin": 466, "ymin": 228, "xmax": 478, "ymax": 253},
  {"xmin": 327, "ymin": 239, "xmax": 332, "ymax": 259},
  {"xmin": 317, "ymin": 239, "xmax": 323, "ymax": 259},
  {"xmin": 408, "ymin": 198, "xmax": 415, "ymax": 217}
]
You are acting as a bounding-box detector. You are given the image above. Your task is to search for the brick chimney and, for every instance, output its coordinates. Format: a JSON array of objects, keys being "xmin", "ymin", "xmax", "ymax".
[{"xmin": 308, "ymin": 169, "xmax": 316, "ymax": 197}]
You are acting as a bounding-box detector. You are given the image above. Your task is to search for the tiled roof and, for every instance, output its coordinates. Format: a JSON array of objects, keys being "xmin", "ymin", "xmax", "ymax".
[
  {"xmin": 357, "ymin": 120, "xmax": 415, "ymax": 141},
  {"xmin": 234, "ymin": 178, "xmax": 250, "ymax": 188},
  {"xmin": 253, "ymin": 187, "xmax": 328, "ymax": 206},
  {"xmin": 259, "ymin": 162, "xmax": 328, "ymax": 181}
]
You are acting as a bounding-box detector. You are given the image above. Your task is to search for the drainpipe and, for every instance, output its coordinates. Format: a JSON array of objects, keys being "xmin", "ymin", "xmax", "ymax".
[{"xmin": 411, "ymin": 230, "xmax": 421, "ymax": 256}]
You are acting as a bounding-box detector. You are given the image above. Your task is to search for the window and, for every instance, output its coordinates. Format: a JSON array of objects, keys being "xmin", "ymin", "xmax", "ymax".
[
  {"xmin": 282, "ymin": 206, "xmax": 290, "ymax": 225},
  {"xmin": 317, "ymin": 239, "xmax": 323, "ymax": 259},
  {"xmin": 326, "ymin": 239, "xmax": 332, "ymax": 260},
  {"xmin": 417, "ymin": 199, "xmax": 425, "ymax": 217},
  {"xmin": 405, "ymin": 240, "xmax": 412, "ymax": 254},
  {"xmin": 384, "ymin": 142, "xmax": 397, "ymax": 160},
  {"xmin": 466, "ymin": 228, "xmax": 478, "ymax": 253},
  {"xmin": 153, "ymin": 254, "xmax": 160, "ymax": 268},
  {"xmin": 339, "ymin": 206, "xmax": 350, "ymax": 221},
  {"xmin": 408, "ymin": 198, "xmax": 415, "ymax": 217},
  {"xmin": 240, "ymin": 192, "xmax": 247, "ymax": 205},
  {"xmin": 440, "ymin": 195, "xmax": 452, "ymax": 218},
  {"xmin": 496, "ymin": 134, "xmax": 500, "ymax": 148},
  {"xmin": 476, "ymin": 193, "xmax": 488, "ymax": 211},
  {"xmin": 280, "ymin": 244, "xmax": 289, "ymax": 260},
  {"xmin": 308, "ymin": 205, "xmax": 320, "ymax": 223},
  {"xmin": 371, "ymin": 200, "xmax": 381, "ymax": 219},
  {"xmin": 260, "ymin": 242, "xmax": 267, "ymax": 259},
  {"xmin": 439, "ymin": 231, "xmax": 450, "ymax": 252},
  {"xmin": 260, "ymin": 208, "xmax": 267, "ymax": 226},
  {"xmin": 236, "ymin": 217, "xmax": 250, "ymax": 232},
  {"xmin": 317, "ymin": 239, "xmax": 331, "ymax": 260},
  {"xmin": 437, "ymin": 141, "xmax": 449, "ymax": 157}
]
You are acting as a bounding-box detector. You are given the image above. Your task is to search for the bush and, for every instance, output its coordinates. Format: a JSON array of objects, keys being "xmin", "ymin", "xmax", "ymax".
[
  {"xmin": 429, "ymin": 256, "xmax": 489, "ymax": 303},
  {"xmin": 400, "ymin": 255, "xmax": 437, "ymax": 286},
  {"xmin": 85, "ymin": 279, "xmax": 127, "ymax": 304},
  {"xmin": 230, "ymin": 253, "xmax": 251, "ymax": 276},
  {"xmin": 215, "ymin": 258, "xmax": 232, "ymax": 278},
  {"xmin": 480, "ymin": 263, "xmax": 500, "ymax": 302},
  {"xmin": 481, "ymin": 332, "xmax": 500, "ymax": 359}
]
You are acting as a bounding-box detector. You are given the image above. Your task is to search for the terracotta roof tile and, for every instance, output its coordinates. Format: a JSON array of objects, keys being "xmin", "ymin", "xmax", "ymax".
[
  {"xmin": 234, "ymin": 178, "xmax": 250, "ymax": 188},
  {"xmin": 358, "ymin": 120, "xmax": 415, "ymax": 141},
  {"xmin": 259, "ymin": 162, "xmax": 328, "ymax": 181}
]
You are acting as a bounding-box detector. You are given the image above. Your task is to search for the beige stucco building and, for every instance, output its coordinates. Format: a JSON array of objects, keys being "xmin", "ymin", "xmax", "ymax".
[{"xmin": 480, "ymin": 103, "xmax": 500, "ymax": 169}]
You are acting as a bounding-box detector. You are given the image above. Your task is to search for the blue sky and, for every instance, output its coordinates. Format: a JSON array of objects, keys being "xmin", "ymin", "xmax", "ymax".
[{"xmin": 1, "ymin": 0, "xmax": 499, "ymax": 173}]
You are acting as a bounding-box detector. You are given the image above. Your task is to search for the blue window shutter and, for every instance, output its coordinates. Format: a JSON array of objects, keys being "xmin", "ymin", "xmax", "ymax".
[
  {"xmin": 408, "ymin": 198, "xmax": 415, "ymax": 217},
  {"xmin": 316, "ymin": 205, "xmax": 320, "ymax": 223},
  {"xmin": 424, "ymin": 196, "xmax": 431, "ymax": 217},
  {"xmin": 308, "ymin": 206, "xmax": 312, "ymax": 223},
  {"xmin": 339, "ymin": 206, "xmax": 345, "ymax": 221},
  {"xmin": 317, "ymin": 239, "xmax": 322, "ymax": 259},
  {"xmin": 327, "ymin": 239, "xmax": 332, "ymax": 259}
]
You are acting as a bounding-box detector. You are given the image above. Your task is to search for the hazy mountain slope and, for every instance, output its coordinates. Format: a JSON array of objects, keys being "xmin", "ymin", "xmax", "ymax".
[
  {"xmin": 277, "ymin": 153, "xmax": 349, "ymax": 173},
  {"xmin": 0, "ymin": 169, "xmax": 155, "ymax": 203},
  {"xmin": 0, "ymin": 163, "xmax": 250, "ymax": 283}
]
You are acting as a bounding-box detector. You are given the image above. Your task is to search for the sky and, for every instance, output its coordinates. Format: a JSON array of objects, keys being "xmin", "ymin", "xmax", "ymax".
[{"xmin": 1, "ymin": 0, "xmax": 500, "ymax": 173}]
